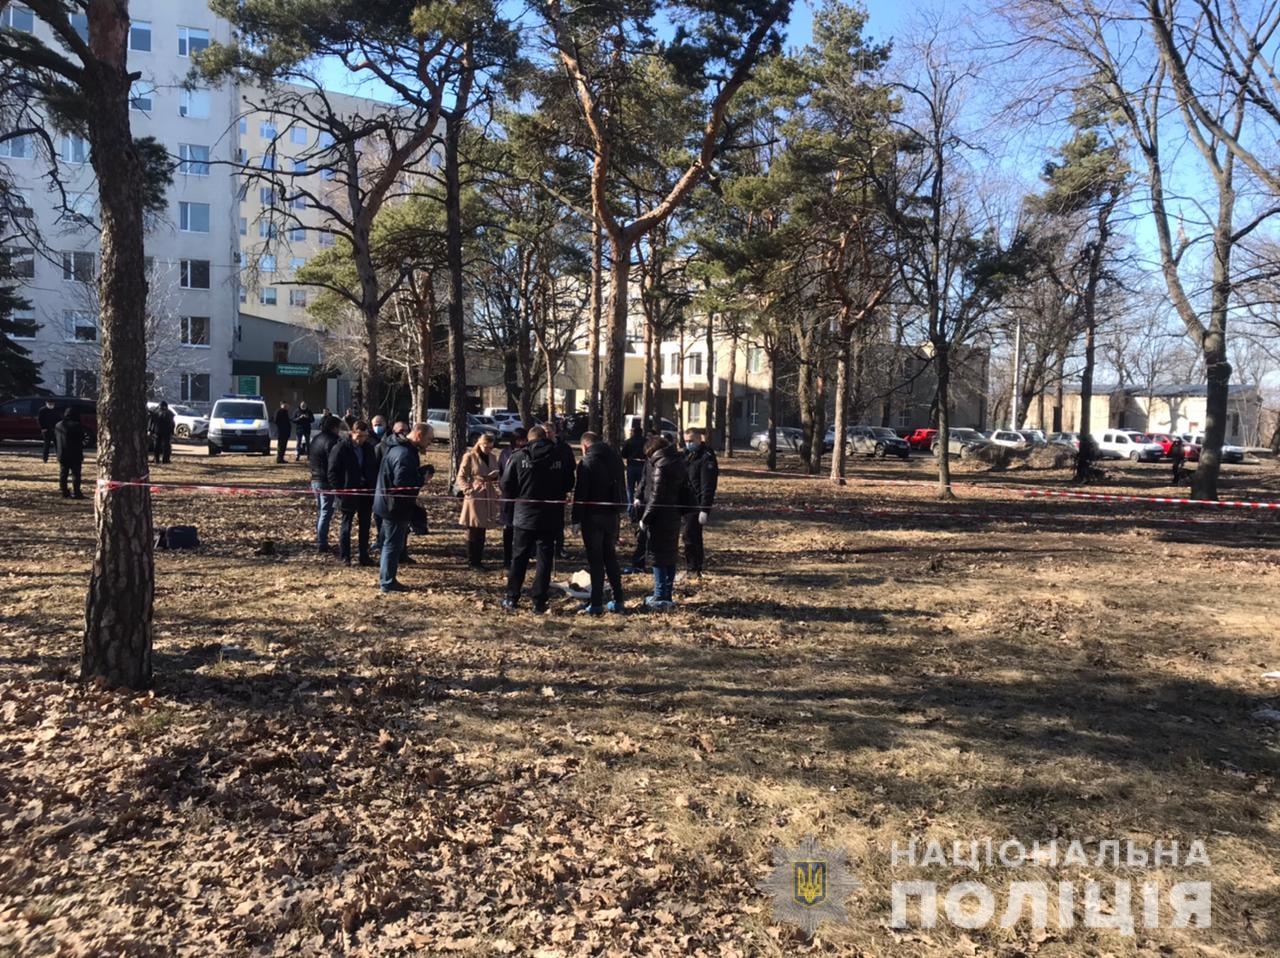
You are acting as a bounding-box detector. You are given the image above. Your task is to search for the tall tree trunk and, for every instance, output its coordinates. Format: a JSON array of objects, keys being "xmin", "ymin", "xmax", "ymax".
[
  {"xmin": 677, "ymin": 322, "xmax": 686, "ymax": 443},
  {"xmin": 766, "ymin": 347, "xmax": 779, "ymax": 472},
  {"xmin": 602, "ymin": 234, "xmax": 630, "ymax": 446},
  {"xmin": 643, "ymin": 312, "xmax": 656, "ymax": 429},
  {"xmin": 723, "ymin": 332, "xmax": 737, "ymax": 458},
  {"xmin": 810, "ymin": 368, "xmax": 827, "ymax": 475},
  {"xmin": 82, "ymin": 0, "xmax": 154, "ymax": 690},
  {"xmin": 415, "ymin": 273, "xmax": 435, "ymax": 423},
  {"xmin": 797, "ymin": 346, "xmax": 814, "ymax": 473},
  {"xmin": 444, "ymin": 110, "xmax": 468, "ymax": 482},
  {"xmin": 705, "ymin": 313, "xmax": 716, "ymax": 445},
  {"xmin": 830, "ymin": 335, "xmax": 853, "ymax": 483},
  {"xmin": 934, "ymin": 341, "xmax": 954, "ymax": 499},
  {"xmin": 588, "ymin": 217, "xmax": 602, "ymax": 432}
]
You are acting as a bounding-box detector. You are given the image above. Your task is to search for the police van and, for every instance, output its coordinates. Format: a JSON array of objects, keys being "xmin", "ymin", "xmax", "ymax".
[{"xmin": 207, "ymin": 395, "xmax": 271, "ymax": 456}]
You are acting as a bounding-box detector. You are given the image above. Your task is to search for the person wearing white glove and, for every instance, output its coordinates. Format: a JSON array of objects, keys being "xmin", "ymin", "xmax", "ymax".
[{"xmin": 681, "ymin": 428, "xmax": 719, "ymax": 577}]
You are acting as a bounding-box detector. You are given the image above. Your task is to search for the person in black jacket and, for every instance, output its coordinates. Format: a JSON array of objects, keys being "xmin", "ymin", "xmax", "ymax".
[
  {"xmin": 373, "ymin": 422, "xmax": 431, "ymax": 592},
  {"xmin": 544, "ymin": 422, "xmax": 577, "ymax": 560},
  {"xmin": 38, "ymin": 400, "xmax": 58, "ymax": 463},
  {"xmin": 274, "ymin": 402, "xmax": 292, "ymax": 463},
  {"xmin": 497, "ymin": 427, "xmax": 527, "ymax": 570},
  {"xmin": 640, "ymin": 436, "xmax": 691, "ymax": 609},
  {"xmin": 681, "ymin": 428, "xmax": 718, "ymax": 575},
  {"xmin": 501, "ymin": 425, "xmax": 574, "ymax": 613},
  {"xmin": 293, "ymin": 402, "xmax": 314, "ymax": 460},
  {"xmin": 54, "ymin": 408, "xmax": 86, "ymax": 499},
  {"xmin": 571, "ymin": 432, "xmax": 626, "ymax": 615},
  {"xmin": 328, "ymin": 419, "xmax": 379, "ymax": 566},
  {"xmin": 149, "ymin": 401, "xmax": 175, "ymax": 464},
  {"xmin": 625, "ymin": 428, "xmax": 658, "ymax": 573},
  {"xmin": 308, "ymin": 415, "xmax": 341, "ymax": 555}
]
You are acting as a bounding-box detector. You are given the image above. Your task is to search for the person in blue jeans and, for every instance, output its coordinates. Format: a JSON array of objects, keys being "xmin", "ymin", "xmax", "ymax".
[
  {"xmin": 373, "ymin": 422, "xmax": 430, "ymax": 592},
  {"xmin": 307, "ymin": 415, "xmax": 341, "ymax": 554}
]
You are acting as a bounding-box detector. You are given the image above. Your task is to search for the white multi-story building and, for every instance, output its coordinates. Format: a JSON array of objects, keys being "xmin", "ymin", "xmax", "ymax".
[{"xmin": 1, "ymin": 1, "xmax": 240, "ymax": 408}]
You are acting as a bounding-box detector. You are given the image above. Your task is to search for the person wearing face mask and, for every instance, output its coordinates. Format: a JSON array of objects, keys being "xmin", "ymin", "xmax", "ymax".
[
  {"xmin": 457, "ymin": 432, "xmax": 502, "ymax": 569},
  {"xmin": 681, "ymin": 428, "xmax": 718, "ymax": 577},
  {"xmin": 371, "ymin": 415, "xmax": 387, "ymax": 442}
]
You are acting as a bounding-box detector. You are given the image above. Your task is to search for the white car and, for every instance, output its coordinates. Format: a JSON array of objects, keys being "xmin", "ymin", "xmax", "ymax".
[
  {"xmin": 207, "ymin": 396, "xmax": 270, "ymax": 455},
  {"xmin": 623, "ymin": 414, "xmax": 678, "ymax": 443},
  {"xmin": 1191, "ymin": 434, "xmax": 1246, "ymax": 463},
  {"xmin": 148, "ymin": 401, "xmax": 208, "ymax": 439},
  {"xmin": 1093, "ymin": 430, "xmax": 1163, "ymax": 462},
  {"xmin": 486, "ymin": 410, "xmax": 523, "ymax": 435},
  {"xmin": 988, "ymin": 429, "xmax": 1032, "ymax": 450}
]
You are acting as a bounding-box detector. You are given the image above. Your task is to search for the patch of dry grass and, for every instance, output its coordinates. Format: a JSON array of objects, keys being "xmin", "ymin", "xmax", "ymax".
[{"xmin": 0, "ymin": 446, "xmax": 1277, "ymax": 956}]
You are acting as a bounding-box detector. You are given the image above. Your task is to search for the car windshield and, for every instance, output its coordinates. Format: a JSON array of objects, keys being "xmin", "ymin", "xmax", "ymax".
[
  {"xmin": 171, "ymin": 404, "xmax": 200, "ymax": 417},
  {"xmin": 213, "ymin": 402, "xmax": 264, "ymax": 419},
  {"xmin": 951, "ymin": 429, "xmax": 981, "ymax": 440}
]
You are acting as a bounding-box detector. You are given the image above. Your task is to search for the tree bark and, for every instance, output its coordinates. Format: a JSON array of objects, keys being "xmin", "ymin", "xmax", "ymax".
[
  {"xmin": 81, "ymin": 0, "xmax": 154, "ymax": 690},
  {"xmin": 723, "ymin": 331, "xmax": 737, "ymax": 458},
  {"xmin": 643, "ymin": 307, "xmax": 656, "ymax": 429},
  {"xmin": 602, "ymin": 235, "xmax": 630, "ymax": 446},
  {"xmin": 934, "ymin": 341, "xmax": 954, "ymax": 499},
  {"xmin": 444, "ymin": 110, "xmax": 468, "ymax": 482},
  {"xmin": 415, "ymin": 272, "xmax": 435, "ymax": 423},
  {"xmin": 588, "ymin": 218, "xmax": 602, "ymax": 432},
  {"xmin": 676, "ymin": 321, "xmax": 686, "ymax": 443},
  {"xmin": 766, "ymin": 345, "xmax": 779, "ymax": 472},
  {"xmin": 705, "ymin": 312, "xmax": 716, "ymax": 445},
  {"xmin": 830, "ymin": 337, "xmax": 853, "ymax": 483}
]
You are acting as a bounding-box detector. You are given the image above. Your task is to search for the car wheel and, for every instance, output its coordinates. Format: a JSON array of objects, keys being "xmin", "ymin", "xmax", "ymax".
[
  {"xmin": 873, "ymin": 443, "xmax": 886, "ymax": 459},
  {"xmin": 175, "ymin": 424, "xmax": 190, "ymax": 439},
  {"xmin": 845, "ymin": 442, "xmax": 855, "ymax": 457},
  {"xmin": 207, "ymin": 443, "xmax": 220, "ymax": 456},
  {"xmin": 1129, "ymin": 451, "xmax": 1139, "ymax": 462},
  {"xmin": 931, "ymin": 443, "xmax": 941, "ymax": 457}
]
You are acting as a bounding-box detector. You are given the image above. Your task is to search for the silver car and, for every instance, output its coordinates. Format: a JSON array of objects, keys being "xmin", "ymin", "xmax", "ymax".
[
  {"xmin": 846, "ymin": 425, "xmax": 911, "ymax": 459},
  {"xmin": 751, "ymin": 427, "xmax": 805, "ymax": 452}
]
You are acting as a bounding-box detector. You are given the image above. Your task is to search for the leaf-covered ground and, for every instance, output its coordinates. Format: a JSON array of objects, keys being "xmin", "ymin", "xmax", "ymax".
[{"xmin": 1, "ymin": 447, "xmax": 1277, "ymax": 957}]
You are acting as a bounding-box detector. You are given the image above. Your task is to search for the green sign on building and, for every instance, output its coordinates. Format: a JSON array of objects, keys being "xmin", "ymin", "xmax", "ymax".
[
  {"xmin": 234, "ymin": 375, "xmax": 260, "ymax": 396},
  {"xmin": 276, "ymin": 363, "xmax": 313, "ymax": 377}
]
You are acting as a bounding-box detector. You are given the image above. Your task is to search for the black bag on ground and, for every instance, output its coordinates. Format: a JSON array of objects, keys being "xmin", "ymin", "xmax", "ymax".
[{"xmin": 157, "ymin": 525, "xmax": 199, "ymax": 549}]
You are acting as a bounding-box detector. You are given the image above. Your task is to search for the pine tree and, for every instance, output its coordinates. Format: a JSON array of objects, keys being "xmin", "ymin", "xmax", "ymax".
[{"xmin": 0, "ymin": 275, "xmax": 41, "ymax": 398}]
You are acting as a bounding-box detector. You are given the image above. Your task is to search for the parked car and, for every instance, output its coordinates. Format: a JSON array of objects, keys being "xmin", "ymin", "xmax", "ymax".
[
  {"xmin": 1191, "ymin": 434, "xmax": 1245, "ymax": 463},
  {"xmin": 0, "ymin": 395, "xmax": 96, "ymax": 446},
  {"xmin": 931, "ymin": 427, "xmax": 990, "ymax": 458},
  {"xmin": 623, "ymin": 414, "xmax": 678, "ymax": 444},
  {"xmin": 988, "ymin": 429, "xmax": 1032, "ymax": 450},
  {"xmin": 906, "ymin": 428, "xmax": 938, "ymax": 450},
  {"xmin": 1174, "ymin": 433, "xmax": 1201, "ymax": 461},
  {"xmin": 148, "ymin": 401, "xmax": 208, "ymax": 439},
  {"xmin": 1018, "ymin": 429, "xmax": 1048, "ymax": 446},
  {"xmin": 485, "ymin": 410, "xmax": 524, "ymax": 436},
  {"xmin": 1048, "ymin": 431, "xmax": 1080, "ymax": 450},
  {"xmin": 207, "ymin": 396, "xmax": 271, "ymax": 455},
  {"xmin": 1093, "ymin": 430, "xmax": 1163, "ymax": 462},
  {"xmin": 844, "ymin": 425, "xmax": 911, "ymax": 459},
  {"xmin": 751, "ymin": 426, "xmax": 806, "ymax": 453}
]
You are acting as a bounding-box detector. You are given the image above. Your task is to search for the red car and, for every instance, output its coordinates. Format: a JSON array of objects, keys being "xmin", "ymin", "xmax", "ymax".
[
  {"xmin": 0, "ymin": 395, "xmax": 98, "ymax": 446},
  {"xmin": 1146, "ymin": 433, "xmax": 1200, "ymax": 462},
  {"xmin": 906, "ymin": 428, "xmax": 938, "ymax": 450}
]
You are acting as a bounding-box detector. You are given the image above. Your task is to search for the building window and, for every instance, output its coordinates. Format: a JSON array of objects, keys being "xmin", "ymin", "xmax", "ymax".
[
  {"xmin": 290, "ymin": 127, "xmax": 307, "ymax": 145},
  {"xmin": 64, "ymin": 369, "xmax": 97, "ymax": 398},
  {"xmin": 181, "ymin": 372, "xmax": 210, "ymax": 403},
  {"xmin": 65, "ymin": 309, "xmax": 97, "ymax": 342},
  {"xmin": 67, "ymin": 192, "xmax": 94, "ymax": 221},
  {"xmin": 238, "ymin": 286, "xmax": 247, "ymax": 304},
  {"xmin": 259, "ymin": 288, "xmax": 277, "ymax": 306},
  {"xmin": 747, "ymin": 393, "xmax": 761, "ymax": 425},
  {"xmin": 261, "ymin": 152, "xmax": 277, "ymax": 171},
  {"xmin": 260, "ymin": 121, "xmax": 277, "ymax": 140},
  {"xmin": 290, "ymin": 194, "xmax": 306, "ymax": 210},
  {"xmin": 289, "ymin": 255, "xmax": 306, "ymax": 271},
  {"xmin": 60, "ymin": 135, "xmax": 89, "ymax": 164},
  {"xmin": 238, "ymin": 217, "xmax": 247, "ymax": 236},
  {"xmin": 129, "ymin": 19, "xmax": 151, "ymax": 51},
  {"xmin": 177, "ymin": 26, "xmax": 210, "ymax": 58},
  {"xmin": 291, "ymin": 158, "xmax": 307, "ymax": 174},
  {"xmin": 259, "ymin": 187, "xmax": 275, "ymax": 206},
  {"xmin": 11, "ymin": 307, "xmax": 36, "ymax": 339},
  {"xmin": 748, "ymin": 347, "xmax": 765, "ymax": 373},
  {"xmin": 260, "ymin": 254, "xmax": 276, "ymax": 273},
  {"xmin": 179, "ymin": 201, "xmax": 210, "ymax": 233},
  {"xmin": 179, "ymin": 89, "xmax": 210, "ymax": 119},
  {"xmin": 318, "ymin": 232, "xmax": 335, "ymax": 248},
  {"xmin": 686, "ymin": 353, "xmax": 703, "ymax": 376},
  {"xmin": 4, "ymin": 245, "xmax": 35, "ymax": 278},
  {"xmin": 1, "ymin": 5, "xmax": 34, "ymax": 32},
  {"xmin": 180, "ymin": 316, "xmax": 210, "ymax": 346},
  {"xmin": 0, "ymin": 134, "xmax": 31, "ymax": 159},
  {"xmin": 179, "ymin": 259, "xmax": 210, "ymax": 289},
  {"xmin": 238, "ymin": 117, "xmax": 247, "ymax": 135},
  {"xmin": 61, "ymin": 251, "xmax": 95, "ymax": 283},
  {"xmin": 289, "ymin": 289, "xmax": 307, "ymax": 307},
  {"xmin": 129, "ymin": 82, "xmax": 154, "ymax": 112},
  {"xmin": 688, "ymin": 400, "xmax": 703, "ymax": 424},
  {"xmin": 258, "ymin": 220, "xmax": 277, "ymax": 239},
  {"xmin": 178, "ymin": 143, "xmax": 210, "ymax": 175},
  {"xmin": 288, "ymin": 227, "xmax": 305, "ymax": 242},
  {"xmin": 273, "ymin": 342, "xmax": 289, "ymax": 363}
]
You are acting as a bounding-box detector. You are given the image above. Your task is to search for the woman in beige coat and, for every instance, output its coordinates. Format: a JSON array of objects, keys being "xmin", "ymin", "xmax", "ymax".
[{"xmin": 458, "ymin": 433, "xmax": 502, "ymax": 569}]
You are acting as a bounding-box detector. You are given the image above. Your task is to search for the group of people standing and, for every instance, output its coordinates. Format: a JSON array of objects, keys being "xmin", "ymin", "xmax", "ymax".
[
  {"xmin": 305, "ymin": 411, "xmax": 719, "ymax": 612},
  {"xmin": 37, "ymin": 399, "xmax": 87, "ymax": 499}
]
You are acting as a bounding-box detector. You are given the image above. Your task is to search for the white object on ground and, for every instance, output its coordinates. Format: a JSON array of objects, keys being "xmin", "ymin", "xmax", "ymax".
[
  {"xmin": 1251, "ymin": 707, "xmax": 1280, "ymax": 725},
  {"xmin": 1263, "ymin": 672, "xmax": 1280, "ymax": 680}
]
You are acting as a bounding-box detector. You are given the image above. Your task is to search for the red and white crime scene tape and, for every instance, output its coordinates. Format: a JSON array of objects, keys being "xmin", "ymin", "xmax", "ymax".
[{"xmin": 1020, "ymin": 488, "xmax": 1280, "ymax": 511}]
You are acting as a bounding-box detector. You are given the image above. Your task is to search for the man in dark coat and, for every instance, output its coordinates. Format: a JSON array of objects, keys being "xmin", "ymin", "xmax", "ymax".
[
  {"xmin": 640, "ymin": 436, "xmax": 691, "ymax": 609},
  {"xmin": 373, "ymin": 422, "xmax": 430, "ymax": 592},
  {"xmin": 501, "ymin": 425, "xmax": 574, "ymax": 613},
  {"xmin": 1170, "ymin": 437, "xmax": 1186, "ymax": 485},
  {"xmin": 38, "ymin": 399, "xmax": 58, "ymax": 463},
  {"xmin": 149, "ymin": 401, "xmax": 175, "ymax": 464},
  {"xmin": 374, "ymin": 420, "xmax": 409, "ymax": 558},
  {"xmin": 55, "ymin": 408, "xmax": 86, "ymax": 499},
  {"xmin": 681, "ymin": 428, "xmax": 718, "ymax": 575},
  {"xmin": 328, "ymin": 419, "xmax": 379, "ymax": 566},
  {"xmin": 620, "ymin": 424, "xmax": 646, "ymax": 503},
  {"xmin": 308, "ymin": 415, "xmax": 341, "ymax": 555},
  {"xmin": 571, "ymin": 432, "xmax": 626, "ymax": 614},
  {"xmin": 544, "ymin": 422, "xmax": 577, "ymax": 560},
  {"xmin": 274, "ymin": 402, "xmax": 292, "ymax": 463},
  {"xmin": 625, "ymin": 428, "xmax": 658, "ymax": 573},
  {"xmin": 497, "ymin": 427, "xmax": 528, "ymax": 570},
  {"xmin": 293, "ymin": 402, "xmax": 314, "ymax": 460}
]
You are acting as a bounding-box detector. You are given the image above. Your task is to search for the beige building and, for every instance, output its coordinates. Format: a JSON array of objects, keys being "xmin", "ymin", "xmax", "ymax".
[{"xmin": 1025, "ymin": 382, "xmax": 1263, "ymax": 445}]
